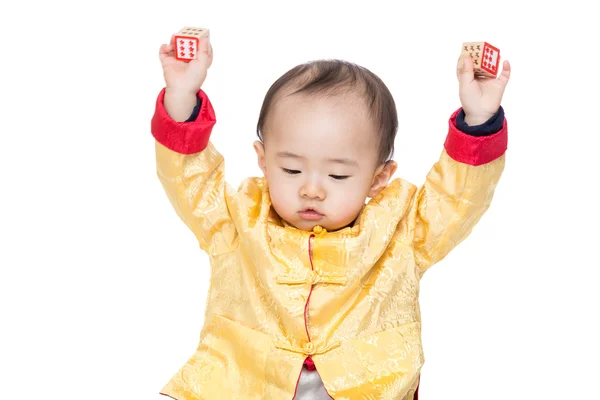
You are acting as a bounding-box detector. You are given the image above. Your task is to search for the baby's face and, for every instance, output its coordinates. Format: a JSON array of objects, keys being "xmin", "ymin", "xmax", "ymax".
[{"xmin": 254, "ymin": 92, "xmax": 395, "ymax": 232}]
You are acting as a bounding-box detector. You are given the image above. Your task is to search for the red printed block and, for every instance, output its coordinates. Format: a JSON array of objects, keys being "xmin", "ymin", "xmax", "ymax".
[
  {"xmin": 461, "ymin": 42, "xmax": 501, "ymax": 77},
  {"xmin": 173, "ymin": 26, "xmax": 210, "ymax": 62}
]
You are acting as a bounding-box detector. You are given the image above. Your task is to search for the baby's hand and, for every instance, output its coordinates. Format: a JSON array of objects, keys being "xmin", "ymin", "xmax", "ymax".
[
  {"xmin": 159, "ymin": 35, "xmax": 213, "ymax": 95},
  {"xmin": 456, "ymin": 55, "xmax": 511, "ymax": 126},
  {"xmin": 158, "ymin": 35, "xmax": 213, "ymax": 121}
]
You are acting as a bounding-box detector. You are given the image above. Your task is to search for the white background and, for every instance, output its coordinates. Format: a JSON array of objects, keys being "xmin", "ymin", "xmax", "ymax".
[{"xmin": 1, "ymin": 0, "xmax": 599, "ymax": 399}]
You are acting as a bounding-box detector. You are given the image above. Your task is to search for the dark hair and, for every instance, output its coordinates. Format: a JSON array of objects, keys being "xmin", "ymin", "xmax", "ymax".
[{"xmin": 256, "ymin": 59, "xmax": 398, "ymax": 164}]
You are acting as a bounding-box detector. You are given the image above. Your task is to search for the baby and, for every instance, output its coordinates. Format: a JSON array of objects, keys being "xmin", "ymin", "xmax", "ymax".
[{"xmin": 152, "ymin": 35, "xmax": 510, "ymax": 400}]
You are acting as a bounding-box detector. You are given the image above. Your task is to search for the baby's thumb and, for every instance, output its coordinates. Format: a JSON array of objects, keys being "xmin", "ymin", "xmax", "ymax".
[
  {"xmin": 190, "ymin": 38, "xmax": 212, "ymax": 71},
  {"xmin": 457, "ymin": 55, "xmax": 474, "ymax": 85}
]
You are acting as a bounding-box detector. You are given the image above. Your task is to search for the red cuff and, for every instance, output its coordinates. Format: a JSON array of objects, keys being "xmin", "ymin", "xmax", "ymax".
[
  {"xmin": 444, "ymin": 108, "xmax": 507, "ymax": 166},
  {"xmin": 151, "ymin": 88, "xmax": 216, "ymax": 154}
]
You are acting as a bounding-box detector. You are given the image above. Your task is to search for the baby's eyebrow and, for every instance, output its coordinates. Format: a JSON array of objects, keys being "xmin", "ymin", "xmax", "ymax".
[
  {"xmin": 277, "ymin": 151, "xmax": 302, "ymax": 159},
  {"xmin": 328, "ymin": 157, "xmax": 359, "ymax": 167},
  {"xmin": 277, "ymin": 151, "xmax": 358, "ymax": 167}
]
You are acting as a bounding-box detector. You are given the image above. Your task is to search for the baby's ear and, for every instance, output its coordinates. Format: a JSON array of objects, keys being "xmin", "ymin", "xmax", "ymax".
[
  {"xmin": 368, "ymin": 160, "xmax": 397, "ymax": 198},
  {"xmin": 253, "ymin": 141, "xmax": 267, "ymax": 175}
]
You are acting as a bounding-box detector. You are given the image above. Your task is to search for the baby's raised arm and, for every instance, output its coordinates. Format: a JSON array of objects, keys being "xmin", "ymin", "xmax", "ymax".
[
  {"xmin": 150, "ymin": 34, "xmax": 237, "ymax": 256},
  {"xmin": 400, "ymin": 54, "xmax": 511, "ymax": 273},
  {"xmin": 406, "ymin": 109, "xmax": 507, "ymax": 273}
]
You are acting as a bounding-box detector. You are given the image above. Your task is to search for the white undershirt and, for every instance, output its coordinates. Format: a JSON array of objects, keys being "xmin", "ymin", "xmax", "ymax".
[{"xmin": 292, "ymin": 367, "xmax": 331, "ymax": 400}]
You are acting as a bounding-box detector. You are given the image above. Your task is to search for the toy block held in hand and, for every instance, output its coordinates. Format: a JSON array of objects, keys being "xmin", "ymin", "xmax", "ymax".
[
  {"xmin": 461, "ymin": 42, "xmax": 500, "ymax": 77},
  {"xmin": 173, "ymin": 27, "xmax": 210, "ymax": 62}
]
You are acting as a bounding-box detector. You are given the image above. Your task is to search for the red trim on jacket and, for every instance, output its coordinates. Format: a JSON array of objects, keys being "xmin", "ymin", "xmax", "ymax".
[
  {"xmin": 415, "ymin": 376, "xmax": 420, "ymax": 399},
  {"xmin": 295, "ymin": 234, "xmax": 334, "ymax": 399},
  {"xmin": 299, "ymin": 234, "xmax": 318, "ymax": 375},
  {"xmin": 151, "ymin": 88, "xmax": 216, "ymax": 154},
  {"xmin": 304, "ymin": 357, "xmax": 316, "ymax": 371},
  {"xmin": 444, "ymin": 108, "xmax": 508, "ymax": 166}
]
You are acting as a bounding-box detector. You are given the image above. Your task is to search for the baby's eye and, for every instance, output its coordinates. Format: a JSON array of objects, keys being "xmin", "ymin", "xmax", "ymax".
[
  {"xmin": 283, "ymin": 168, "xmax": 301, "ymax": 175},
  {"xmin": 330, "ymin": 175, "xmax": 350, "ymax": 180}
]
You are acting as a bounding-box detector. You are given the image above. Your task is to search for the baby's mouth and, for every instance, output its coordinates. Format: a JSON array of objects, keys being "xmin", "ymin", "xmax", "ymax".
[{"xmin": 299, "ymin": 208, "xmax": 324, "ymax": 220}]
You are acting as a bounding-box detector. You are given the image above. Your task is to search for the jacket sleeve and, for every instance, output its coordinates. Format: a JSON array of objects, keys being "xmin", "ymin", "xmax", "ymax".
[
  {"xmin": 407, "ymin": 107, "xmax": 507, "ymax": 273},
  {"xmin": 151, "ymin": 88, "xmax": 238, "ymax": 256}
]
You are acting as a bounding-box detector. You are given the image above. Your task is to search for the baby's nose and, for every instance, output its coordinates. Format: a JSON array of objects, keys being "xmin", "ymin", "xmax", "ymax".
[{"xmin": 300, "ymin": 182, "xmax": 325, "ymax": 200}]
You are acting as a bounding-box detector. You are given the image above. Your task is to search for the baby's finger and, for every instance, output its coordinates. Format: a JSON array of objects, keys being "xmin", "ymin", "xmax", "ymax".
[
  {"xmin": 497, "ymin": 60, "xmax": 511, "ymax": 86},
  {"xmin": 199, "ymin": 37, "xmax": 211, "ymax": 56},
  {"xmin": 159, "ymin": 43, "xmax": 173, "ymax": 63},
  {"xmin": 190, "ymin": 37, "xmax": 212, "ymax": 70},
  {"xmin": 456, "ymin": 55, "xmax": 474, "ymax": 85}
]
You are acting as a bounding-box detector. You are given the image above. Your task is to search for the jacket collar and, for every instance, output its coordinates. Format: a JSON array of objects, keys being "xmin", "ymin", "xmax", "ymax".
[{"xmin": 262, "ymin": 178, "xmax": 417, "ymax": 277}]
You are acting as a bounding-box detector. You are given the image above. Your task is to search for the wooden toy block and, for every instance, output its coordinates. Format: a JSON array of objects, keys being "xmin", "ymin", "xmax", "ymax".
[
  {"xmin": 173, "ymin": 27, "xmax": 210, "ymax": 62},
  {"xmin": 461, "ymin": 42, "xmax": 500, "ymax": 77}
]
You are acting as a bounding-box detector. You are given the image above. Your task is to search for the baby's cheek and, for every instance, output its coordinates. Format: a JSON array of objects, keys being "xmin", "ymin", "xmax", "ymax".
[
  {"xmin": 330, "ymin": 189, "xmax": 364, "ymax": 219},
  {"xmin": 270, "ymin": 184, "xmax": 296, "ymax": 216}
]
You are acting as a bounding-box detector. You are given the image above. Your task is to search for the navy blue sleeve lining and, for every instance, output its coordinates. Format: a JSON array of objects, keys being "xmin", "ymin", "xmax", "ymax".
[
  {"xmin": 455, "ymin": 106, "xmax": 504, "ymax": 136},
  {"xmin": 185, "ymin": 95, "xmax": 202, "ymax": 122}
]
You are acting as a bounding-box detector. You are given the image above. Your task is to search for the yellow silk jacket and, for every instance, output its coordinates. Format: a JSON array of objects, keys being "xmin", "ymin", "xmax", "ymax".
[{"xmin": 151, "ymin": 88, "xmax": 507, "ymax": 400}]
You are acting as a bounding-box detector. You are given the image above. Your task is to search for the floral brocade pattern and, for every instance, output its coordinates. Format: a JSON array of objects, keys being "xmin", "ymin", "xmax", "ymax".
[{"xmin": 154, "ymin": 135, "xmax": 505, "ymax": 399}]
